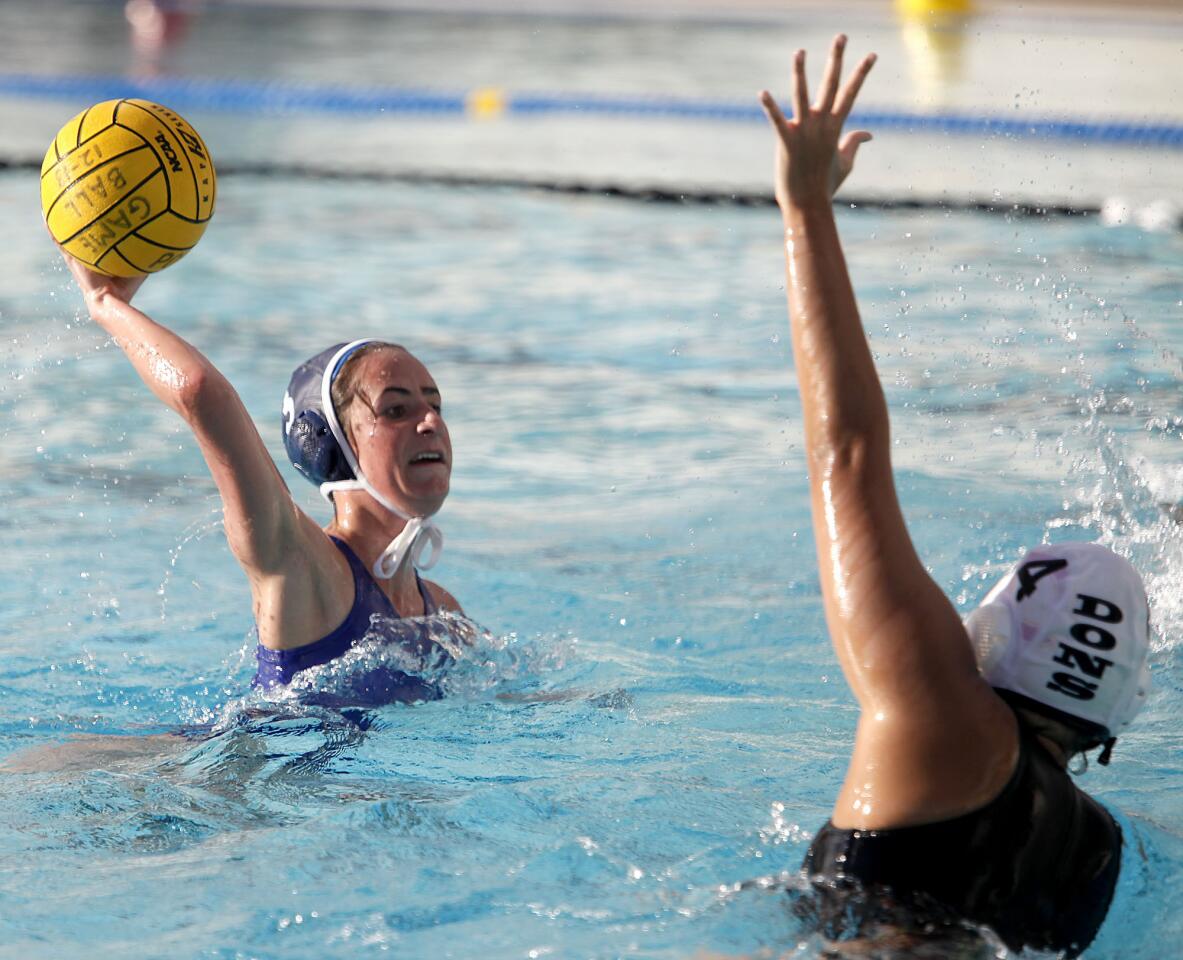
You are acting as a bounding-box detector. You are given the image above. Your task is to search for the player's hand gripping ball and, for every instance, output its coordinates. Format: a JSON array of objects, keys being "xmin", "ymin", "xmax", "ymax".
[{"xmin": 41, "ymin": 99, "xmax": 216, "ymax": 277}]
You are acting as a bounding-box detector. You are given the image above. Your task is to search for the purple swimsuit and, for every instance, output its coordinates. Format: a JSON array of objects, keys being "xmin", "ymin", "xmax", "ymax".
[{"xmin": 253, "ymin": 536, "xmax": 442, "ymax": 704}]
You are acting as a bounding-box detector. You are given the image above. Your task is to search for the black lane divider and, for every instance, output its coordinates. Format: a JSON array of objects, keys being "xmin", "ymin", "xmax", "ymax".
[{"xmin": 3, "ymin": 156, "xmax": 1104, "ymax": 219}]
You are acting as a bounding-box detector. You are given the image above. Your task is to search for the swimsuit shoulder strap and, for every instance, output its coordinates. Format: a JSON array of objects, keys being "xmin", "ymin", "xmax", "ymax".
[
  {"xmin": 332, "ymin": 536, "xmax": 436, "ymax": 618},
  {"xmin": 415, "ymin": 571, "xmax": 439, "ymax": 617},
  {"xmin": 329, "ymin": 534, "xmax": 364, "ymax": 572},
  {"xmin": 329, "ymin": 536, "xmax": 400, "ymax": 618}
]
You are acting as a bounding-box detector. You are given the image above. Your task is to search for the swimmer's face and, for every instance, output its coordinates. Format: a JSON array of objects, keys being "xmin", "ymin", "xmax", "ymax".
[{"xmin": 343, "ymin": 347, "xmax": 452, "ymax": 516}]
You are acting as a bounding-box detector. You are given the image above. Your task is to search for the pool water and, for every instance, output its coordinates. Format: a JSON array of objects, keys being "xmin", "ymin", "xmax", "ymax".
[{"xmin": 0, "ymin": 169, "xmax": 1180, "ymax": 957}]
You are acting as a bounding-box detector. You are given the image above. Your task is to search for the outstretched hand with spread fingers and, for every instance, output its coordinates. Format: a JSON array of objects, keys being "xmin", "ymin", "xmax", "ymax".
[{"xmin": 758, "ymin": 35, "xmax": 876, "ymax": 214}]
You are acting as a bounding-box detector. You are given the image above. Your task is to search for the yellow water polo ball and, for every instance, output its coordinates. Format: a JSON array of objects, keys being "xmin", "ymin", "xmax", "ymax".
[{"xmin": 41, "ymin": 99, "xmax": 216, "ymax": 277}]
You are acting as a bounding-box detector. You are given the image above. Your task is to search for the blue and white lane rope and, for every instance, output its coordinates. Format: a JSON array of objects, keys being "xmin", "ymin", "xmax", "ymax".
[{"xmin": 3, "ymin": 73, "xmax": 1183, "ymax": 149}]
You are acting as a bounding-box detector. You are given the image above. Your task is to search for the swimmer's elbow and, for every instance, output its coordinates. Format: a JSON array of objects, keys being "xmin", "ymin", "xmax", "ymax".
[
  {"xmin": 809, "ymin": 436, "xmax": 876, "ymax": 491},
  {"xmin": 174, "ymin": 362, "xmax": 229, "ymax": 422},
  {"xmin": 808, "ymin": 410, "xmax": 891, "ymax": 481}
]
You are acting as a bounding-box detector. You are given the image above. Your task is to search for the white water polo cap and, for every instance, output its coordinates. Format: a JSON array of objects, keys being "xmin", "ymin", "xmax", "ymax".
[{"xmin": 965, "ymin": 542, "xmax": 1151, "ymax": 744}]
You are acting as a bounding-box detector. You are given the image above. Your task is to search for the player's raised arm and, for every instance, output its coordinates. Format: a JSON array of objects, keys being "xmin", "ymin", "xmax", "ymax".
[
  {"xmin": 760, "ymin": 37, "xmax": 1016, "ymax": 827},
  {"xmin": 773, "ymin": 45, "xmax": 1151, "ymax": 960},
  {"xmin": 60, "ymin": 253, "xmax": 306, "ymax": 576},
  {"xmin": 759, "ymin": 37, "xmax": 973, "ymax": 704}
]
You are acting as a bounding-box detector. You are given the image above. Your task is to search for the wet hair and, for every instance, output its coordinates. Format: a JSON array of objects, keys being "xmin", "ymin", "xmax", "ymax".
[
  {"xmin": 329, "ymin": 341, "xmax": 408, "ymax": 448},
  {"xmin": 1009, "ymin": 701, "xmax": 1110, "ymax": 770}
]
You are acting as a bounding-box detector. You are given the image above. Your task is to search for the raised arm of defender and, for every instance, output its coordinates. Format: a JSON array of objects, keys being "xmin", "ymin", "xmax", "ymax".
[{"xmin": 761, "ymin": 38, "xmax": 1017, "ymax": 829}]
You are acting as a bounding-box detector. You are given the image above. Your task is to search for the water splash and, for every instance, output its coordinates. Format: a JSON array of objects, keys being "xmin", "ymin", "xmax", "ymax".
[
  {"xmin": 977, "ymin": 259, "xmax": 1183, "ymax": 657},
  {"xmin": 155, "ymin": 503, "xmax": 224, "ymax": 621},
  {"xmin": 186, "ymin": 614, "xmax": 583, "ymax": 732},
  {"xmin": 291, "ymin": 613, "xmax": 577, "ymax": 700}
]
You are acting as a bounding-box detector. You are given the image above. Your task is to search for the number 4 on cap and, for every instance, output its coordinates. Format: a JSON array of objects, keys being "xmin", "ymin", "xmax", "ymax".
[{"xmin": 1016, "ymin": 558, "xmax": 1068, "ymax": 602}]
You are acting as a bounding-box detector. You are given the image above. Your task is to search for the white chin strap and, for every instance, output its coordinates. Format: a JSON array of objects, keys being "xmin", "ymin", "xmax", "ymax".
[
  {"xmin": 321, "ymin": 478, "xmax": 443, "ymax": 578},
  {"xmin": 319, "ymin": 339, "xmax": 444, "ymax": 581}
]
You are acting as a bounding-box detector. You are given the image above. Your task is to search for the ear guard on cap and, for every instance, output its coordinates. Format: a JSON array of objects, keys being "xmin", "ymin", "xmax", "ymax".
[
  {"xmin": 284, "ymin": 408, "xmax": 353, "ymax": 486},
  {"xmin": 965, "ymin": 544, "xmax": 1152, "ymax": 759},
  {"xmin": 281, "ymin": 341, "xmax": 371, "ymax": 488},
  {"xmin": 965, "ymin": 601, "xmax": 1011, "ymax": 679}
]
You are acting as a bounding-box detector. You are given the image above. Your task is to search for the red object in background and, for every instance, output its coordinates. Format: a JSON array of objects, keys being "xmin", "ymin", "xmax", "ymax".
[{"xmin": 125, "ymin": 0, "xmax": 199, "ymax": 63}]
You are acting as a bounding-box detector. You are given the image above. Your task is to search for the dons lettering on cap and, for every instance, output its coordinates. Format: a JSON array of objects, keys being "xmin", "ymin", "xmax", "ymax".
[
  {"xmin": 1046, "ymin": 593, "xmax": 1124, "ymax": 703},
  {"xmin": 1013, "ymin": 558, "xmax": 1125, "ymax": 705}
]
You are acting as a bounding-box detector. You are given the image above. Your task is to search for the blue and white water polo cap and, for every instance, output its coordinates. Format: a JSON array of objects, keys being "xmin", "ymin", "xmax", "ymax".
[
  {"xmin": 280, "ymin": 339, "xmax": 443, "ymax": 577},
  {"xmin": 964, "ymin": 542, "xmax": 1151, "ymax": 743}
]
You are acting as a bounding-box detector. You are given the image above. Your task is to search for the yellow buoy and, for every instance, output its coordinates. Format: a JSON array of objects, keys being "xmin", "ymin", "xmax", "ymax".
[
  {"xmin": 466, "ymin": 87, "xmax": 507, "ymax": 121},
  {"xmin": 895, "ymin": 0, "xmax": 976, "ymax": 105},
  {"xmin": 896, "ymin": 0, "xmax": 974, "ymax": 18}
]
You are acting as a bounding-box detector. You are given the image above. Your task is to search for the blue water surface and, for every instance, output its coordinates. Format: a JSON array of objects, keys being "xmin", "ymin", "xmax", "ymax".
[{"xmin": 0, "ymin": 169, "xmax": 1181, "ymax": 959}]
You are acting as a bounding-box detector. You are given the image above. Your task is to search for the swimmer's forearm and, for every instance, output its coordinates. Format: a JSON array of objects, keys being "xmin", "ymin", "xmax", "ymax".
[
  {"xmin": 782, "ymin": 200, "xmax": 889, "ymax": 460},
  {"xmin": 84, "ymin": 289, "xmax": 219, "ymax": 421}
]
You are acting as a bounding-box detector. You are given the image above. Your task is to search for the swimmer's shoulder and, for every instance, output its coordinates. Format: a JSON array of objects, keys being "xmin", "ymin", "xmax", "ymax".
[
  {"xmin": 251, "ymin": 514, "xmax": 357, "ymax": 650},
  {"xmin": 423, "ymin": 579, "xmax": 463, "ymax": 615}
]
